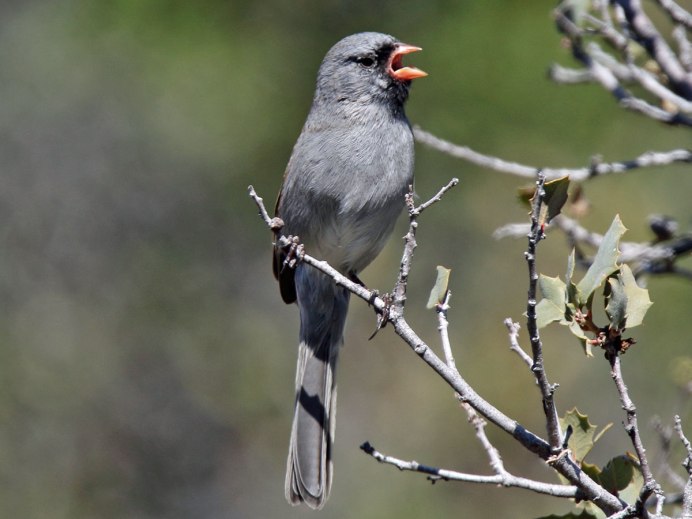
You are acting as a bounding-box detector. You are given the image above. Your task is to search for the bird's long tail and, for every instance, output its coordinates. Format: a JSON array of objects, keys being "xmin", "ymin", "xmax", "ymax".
[{"xmin": 285, "ymin": 266, "xmax": 350, "ymax": 509}]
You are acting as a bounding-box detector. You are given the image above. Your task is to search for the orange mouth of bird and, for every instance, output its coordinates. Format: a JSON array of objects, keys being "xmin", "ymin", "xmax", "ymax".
[{"xmin": 388, "ymin": 44, "xmax": 428, "ymax": 81}]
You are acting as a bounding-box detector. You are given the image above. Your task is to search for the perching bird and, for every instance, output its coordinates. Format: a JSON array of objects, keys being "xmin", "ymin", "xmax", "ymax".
[{"xmin": 273, "ymin": 32, "xmax": 426, "ymax": 509}]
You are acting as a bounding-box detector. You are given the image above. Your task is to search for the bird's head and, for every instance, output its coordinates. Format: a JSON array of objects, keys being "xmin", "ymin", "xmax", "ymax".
[{"xmin": 315, "ymin": 32, "xmax": 427, "ymax": 110}]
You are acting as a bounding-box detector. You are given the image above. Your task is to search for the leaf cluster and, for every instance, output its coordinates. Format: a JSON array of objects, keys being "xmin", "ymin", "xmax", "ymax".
[
  {"xmin": 536, "ymin": 215, "xmax": 653, "ymax": 356},
  {"xmin": 540, "ymin": 409, "xmax": 644, "ymax": 519}
]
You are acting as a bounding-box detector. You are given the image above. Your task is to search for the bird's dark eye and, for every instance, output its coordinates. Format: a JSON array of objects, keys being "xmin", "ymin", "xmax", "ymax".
[{"xmin": 356, "ymin": 56, "xmax": 376, "ymax": 68}]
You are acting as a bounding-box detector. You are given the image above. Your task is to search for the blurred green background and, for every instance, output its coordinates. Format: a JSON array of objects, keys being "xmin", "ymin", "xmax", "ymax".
[{"xmin": 1, "ymin": 1, "xmax": 691, "ymax": 517}]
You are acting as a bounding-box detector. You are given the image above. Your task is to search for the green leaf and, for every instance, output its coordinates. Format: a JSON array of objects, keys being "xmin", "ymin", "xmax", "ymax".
[
  {"xmin": 565, "ymin": 249, "xmax": 579, "ymax": 310},
  {"xmin": 543, "ymin": 176, "xmax": 570, "ymax": 223},
  {"xmin": 605, "ymin": 274, "xmax": 627, "ymax": 331},
  {"xmin": 568, "ymin": 321, "xmax": 592, "ymax": 357},
  {"xmin": 537, "ymin": 275, "xmax": 567, "ymax": 328},
  {"xmin": 536, "ymin": 299, "xmax": 565, "ymax": 329},
  {"xmin": 619, "ymin": 264, "xmax": 652, "ymax": 329},
  {"xmin": 576, "ymin": 215, "xmax": 626, "ymax": 305},
  {"xmin": 617, "ymin": 453, "xmax": 644, "ymax": 504},
  {"xmin": 560, "ymin": 408, "xmax": 599, "ymax": 463},
  {"xmin": 599, "ymin": 455, "xmax": 637, "ymax": 494},
  {"xmin": 540, "ymin": 274, "xmax": 567, "ymax": 306},
  {"xmin": 426, "ymin": 266, "xmax": 451, "ymax": 309},
  {"xmin": 604, "ymin": 264, "xmax": 653, "ymax": 331}
]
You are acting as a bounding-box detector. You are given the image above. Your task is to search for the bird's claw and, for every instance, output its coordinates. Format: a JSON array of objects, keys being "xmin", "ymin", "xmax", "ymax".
[
  {"xmin": 369, "ymin": 292, "xmax": 393, "ymax": 340},
  {"xmin": 282, "ymin": 235, "xmax": 305, "ymax": 271}
]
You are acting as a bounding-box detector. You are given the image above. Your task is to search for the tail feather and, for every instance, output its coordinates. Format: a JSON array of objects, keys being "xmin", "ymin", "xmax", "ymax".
[{"xmin": 285, "ymin": 267, "xmax": 349, "ymax": 509}]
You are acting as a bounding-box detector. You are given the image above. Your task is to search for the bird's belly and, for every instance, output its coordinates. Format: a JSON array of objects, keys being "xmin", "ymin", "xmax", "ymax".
[{"xmin": 314, "ymin": 194, "xmax": 406, "ymax": 273}]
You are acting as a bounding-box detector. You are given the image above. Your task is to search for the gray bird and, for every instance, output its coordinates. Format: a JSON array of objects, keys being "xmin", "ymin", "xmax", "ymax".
[{"xmin": 273, "ymin": 32, "xmax": 426, "ymax": 509}]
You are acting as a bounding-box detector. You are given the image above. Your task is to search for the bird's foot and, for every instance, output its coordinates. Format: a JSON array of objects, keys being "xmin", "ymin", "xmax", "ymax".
[
  {"xmin": 369, "ymin": 292, "xmax": 393, "ymax": 340},
  {"xmin": 281, "ymin": 235, "xmax": 305, "ymax": 271}
]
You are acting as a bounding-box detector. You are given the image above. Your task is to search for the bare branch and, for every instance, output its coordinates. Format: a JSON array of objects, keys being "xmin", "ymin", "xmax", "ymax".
[
  {"xmin": 413, "ymin": 177, "xmax": 459, "ymax": 215},
  {"xmin": 606, "ymin": 504, "xmax": 638, "ymax": 519},
  {"xmin": 652, "ymin": 416, "xmax": 689, "ymax": 491},
  {"xmin": 461, "ymin": 402, "xmax": 507, "ymax": 476},
  {"xmin": 525, "ymin": 173, "xmax": 563, "ymax": 451},
  {"xmin": 585, "ymin": 40, "xmax": 692, "ymax": 112},
  {"xmin": 549, "ymin": 64, "xmax": 595, "ymax": 84},
  {"xmin": 552, "ymin": 5, "xmax": 692, "ymax": 126},
  {"xmin": 654, "ymin": 0, "xmax": 692, "ymax": 29},
  {"xmin": 414, "ymin": 126, "xmax": 692, "ymax": 181},
  {"xmin": 504, "ymin": 318, "xmax": 533, "ymax": 369},
  {"xmin": 359, "ymin": 441, "xmax": 580, "ymax": 498},
  {"xmin": 605, "ymin": 346, "xmax": 660, "ymax": 510},
  {"xmin": 437, "ymin": 291, "xmax": 456, "ymax": 371},
  {"xmin": 616, "ymin": 0, "xmax": 692, "ymax": 99},
  {"xmin": 673, "ymin": 25, "xmax": 692, "ymax": 71},
  {"xmin": 674, "ymin": 415, "xmax": 692, "ymax": 516},
  {"xmin": 391, "ymin": 180, "xmax": 458, "ymax": 312}
]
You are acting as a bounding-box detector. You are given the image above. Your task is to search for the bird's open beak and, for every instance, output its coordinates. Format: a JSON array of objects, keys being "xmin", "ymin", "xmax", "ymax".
[{"xmin": 388, "ymin": 44, "xmax": 427, "ymax": 81}]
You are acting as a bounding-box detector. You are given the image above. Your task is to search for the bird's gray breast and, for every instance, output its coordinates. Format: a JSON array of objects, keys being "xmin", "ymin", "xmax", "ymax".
[{"xmin": 280, "ymin": 114, "xmax": 414, "ymax": 273}]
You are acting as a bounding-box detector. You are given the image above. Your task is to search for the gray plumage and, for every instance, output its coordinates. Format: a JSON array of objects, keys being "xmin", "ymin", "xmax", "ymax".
[{"xmin": 274, "ymin": 32, "xmax": 423, "ymax": 509}]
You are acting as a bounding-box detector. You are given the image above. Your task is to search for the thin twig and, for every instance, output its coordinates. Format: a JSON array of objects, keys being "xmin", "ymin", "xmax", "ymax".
[
  {"xmin": 585, "ymin": 38, "xmax": 692, "ymax": 112},
  {"xmin": 504, "ymin": 318, "xmax": 533, "ymax": 369},
  {"xmin": 652, "ymin": 416, "xmax": 689, "ymax": 491},
  {"xmin": 461, "ymin": 402, "xmax": 506, "ymax": 476},
  {"xmin": 552, "ymin": 6, "xmax": 692, "ymax": 126},
  {"xmin": 673, "ymin": 25, "xmax": 692, "ymax": 72},
  {"xmin": 413, "ymin": 177, "xmax": 459, "ymax": 215},
  {"xmin": 606, "ymin": 505, "xmax": 638, "ymax": 519},
  {"xmin": 437, "ymin": 291, "xmax": 456, "ymax": 371},
  {"xmin": 359, "ymin": 441, "xmax": 579, "ymax": 498},
  {"xmin": 674, "ymin": 415, "xmax": 692, "ymax": 517},
  {"xmin": 605, "ymin": 346, "xmax": 660, "ymax": 512},
  {"xmin": 526, "ymin": 173, "xmax": 563, "ymax": 451},
  {"xmin": 616, "ymin": 0, "xmax": 692, "ymax": 99},
  {"xmin": 413, "ymin": 127, "xmax": 692, "ymax": 181},
  {"xmin": 549, "ymin": 64, "xmax": 595, "ymax": 84},
  {"xmin": 655, "ymin": 0, "xmax": 692, "ymax": 29},
  {"xmin": 391, "ymin": 179, "xmax": 458, "ymax": 312}
]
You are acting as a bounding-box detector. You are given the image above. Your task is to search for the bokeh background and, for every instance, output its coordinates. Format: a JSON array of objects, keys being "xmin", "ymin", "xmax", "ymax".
[{"xmin": 1, "ymin": 1, "xmax": 691, "ymax": 517}]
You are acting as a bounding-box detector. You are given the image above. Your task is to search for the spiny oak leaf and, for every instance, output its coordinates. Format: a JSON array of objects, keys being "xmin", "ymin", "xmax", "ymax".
[
  {"xmin": 576, "ymin": 215, "xmax": 626, "ymax": 307},
  {"xmin": 605, "ymin": 264, "xmax": 652, "ymax": 331},
  {"xmin": 559, "ymin": 408, "xmax": 611, "ymax": 464}
]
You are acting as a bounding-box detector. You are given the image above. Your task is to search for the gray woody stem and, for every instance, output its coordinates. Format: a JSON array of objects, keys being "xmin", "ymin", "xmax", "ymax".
[
  {"xmin": 525, "ymin": 173, "xmax": 563, "ymax": 451},
  {"xmin": 413, "ymin": 126, "xmax": 692, "ymax": 180},
  {"xmin": 674, "ymin": 415, "xmax": 692, "ymax": 517},
  {"xmin": 359, "ymin": 441, "xmax": 579, "ymax": 498},
  {"xmin": 605, "ymin": 345, "xmax": 661, "ymax": 514}
]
